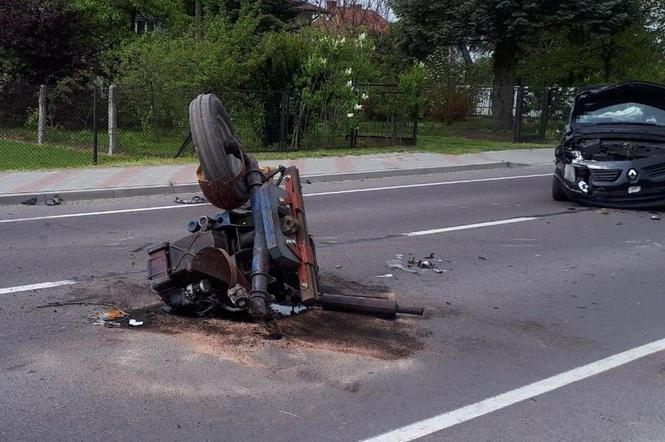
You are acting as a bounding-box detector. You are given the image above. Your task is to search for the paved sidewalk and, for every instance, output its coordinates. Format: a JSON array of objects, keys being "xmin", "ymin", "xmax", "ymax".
[{"xmin": 0, "ymin": 149, "xmax": 552, "ymax": 204}]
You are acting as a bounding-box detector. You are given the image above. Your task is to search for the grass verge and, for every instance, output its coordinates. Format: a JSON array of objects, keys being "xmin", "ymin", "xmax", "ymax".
[{"xmin": 0, "ymin": 120, "xmax": 553, "ymax": 171}]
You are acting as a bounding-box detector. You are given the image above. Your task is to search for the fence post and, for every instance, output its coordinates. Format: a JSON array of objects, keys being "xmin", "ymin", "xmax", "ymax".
[
  {"xmin": 37, "ymin": 85, "xmax": 46, "ymax": 145},
  {"xmin": 513, "ymin": 86, "xmax": 524, "ymax": 143},
  {"xmin": 411, "ymin": 87, "xmax": 420, "ymax": 146},
  {"xmin": 92, "ymin": 85, "xmax": 98, "ymax": 165},
  {"xmin": 108, "ymin": 84, "xmax": 117, "ymax": 155},
  {"xmin": 539, "ymin": 87, "xmax": 550, "ymax": 140},
  {"xmin": 278, "ymin": 90, "xmax": 288, "ymax": 150}
]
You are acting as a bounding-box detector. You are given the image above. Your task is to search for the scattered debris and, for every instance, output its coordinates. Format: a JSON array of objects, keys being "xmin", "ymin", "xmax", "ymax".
[
  {"xmin": 94, "ymin": 319, "xmax": 121, "ymax": 328},
  {"xmin": 101, "ymin": 307, "xmax": 128, "ymax": 321},
  {"xmin": 651, "ymin": 214, "xmax": 661, "ymax": 221},
  {"xmin": 21, "ymin": 196, "xmax": 37, "ymax": 206},
  {"xmin": 45, "ymin": 194, "xmax": 62, "ymax": 206},
  {"xmin": 128, "ymin": 319, "xmax": 144, "ymax": 327},
  {"xmin": 478, "ymin": 256, "xmax": 488, "ymax": 261},
  {"xmin": 175, "ymin": 195, "xmax": 208, "ymax": 204},
  {"xmin": 336, "ymin": 265, "xmax": 342, "ymax": 269},
  {"xmin": 270, "ymin": 303, "xmax": 310, "ymax": 317},
  {"xmin": 375, "ymin": 273, "xmax": 394, "ymax": 278},
  {"xmin": 597, "ymin": 208, "xmax": 610, "ymax": 215},
  {"xmin": 279, "ymin": 410, "xmax": 300, "ymax": 418},
  {"xmin": 387, "ymin": 253, "xmax": 446, "ymax": 275},
  {"xmin": 387, "ymin": 258, "xmax": 418, "ymax": 274}
]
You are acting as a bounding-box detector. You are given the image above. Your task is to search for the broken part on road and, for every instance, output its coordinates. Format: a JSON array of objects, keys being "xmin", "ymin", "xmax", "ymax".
[{"xmin": 146, "ymin": 94, "xmax": 423, "ymax": 325}]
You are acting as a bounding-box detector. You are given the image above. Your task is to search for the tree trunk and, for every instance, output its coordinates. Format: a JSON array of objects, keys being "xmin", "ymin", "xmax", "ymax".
[
  {"xmin": 458, "ymin": 43, "xmax": 473, "ymax": 64},
  {"xmin": 195, "ymin": 0, "xmax": 203, "ymax": 39},
  {"xmin": 491, "ymin": 40, "xmax": 518, "ymax": 131}
]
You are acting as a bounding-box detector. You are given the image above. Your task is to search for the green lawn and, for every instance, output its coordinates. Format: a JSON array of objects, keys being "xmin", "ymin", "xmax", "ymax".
[{"xmin": 0, "ymin": 119, "xmax": 554, "ymax": 171}]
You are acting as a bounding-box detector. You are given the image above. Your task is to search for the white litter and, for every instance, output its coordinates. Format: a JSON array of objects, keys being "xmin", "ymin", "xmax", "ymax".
[{"xmin": 128, "ymin": 319, "xmax": 144, "ymax": 327}]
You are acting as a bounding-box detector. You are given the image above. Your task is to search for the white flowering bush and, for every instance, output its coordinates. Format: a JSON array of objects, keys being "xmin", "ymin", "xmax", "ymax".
[{"xmin": 292, "ymin": 31, "xmax": 376, "ymax": 149}]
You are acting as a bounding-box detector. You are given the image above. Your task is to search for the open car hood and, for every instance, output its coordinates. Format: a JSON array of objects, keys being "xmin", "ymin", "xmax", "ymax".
[{"xmin": 572, "ymin": 81, "xmax": 665, "ymax": 117}]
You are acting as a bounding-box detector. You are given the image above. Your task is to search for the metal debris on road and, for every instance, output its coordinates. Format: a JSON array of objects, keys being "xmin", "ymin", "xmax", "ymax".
[
  {"xmin": 45, "ymin": 194, "xmax": 63, "ymax": 206},
  {"xmin": 651, "ymin": 214, "xmax": 661, "ymax": 221},
  {"xmin": 101, "ymin": 307, "xmax": 128, "ymax": 322},
  {"xmin": 387, "ymin": 253, "xmax": 445, "ymax": 275},
  {"xmin": 94, "ymin": 319, "xmax": 121, "ymax": 327},
  {"xmin": 175, "ymin": 195, "xmax": 208, "ymax": 204}
]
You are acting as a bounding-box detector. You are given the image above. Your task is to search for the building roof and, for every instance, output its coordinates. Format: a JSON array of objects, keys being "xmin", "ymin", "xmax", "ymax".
[{"xmin": 313, "ymin": 1, "xmax": 390, "ymax": 35}]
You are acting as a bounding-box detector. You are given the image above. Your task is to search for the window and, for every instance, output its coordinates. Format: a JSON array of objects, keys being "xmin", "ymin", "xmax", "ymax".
[{"xmin": 577, "ymin": 102, "xmax": 665, "ymax": 127}]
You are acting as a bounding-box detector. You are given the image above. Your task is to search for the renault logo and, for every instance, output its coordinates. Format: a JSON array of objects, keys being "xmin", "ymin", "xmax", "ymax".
[{"xmin": 627, "ymin": 169, "xmax": 638, "ymax": 181}]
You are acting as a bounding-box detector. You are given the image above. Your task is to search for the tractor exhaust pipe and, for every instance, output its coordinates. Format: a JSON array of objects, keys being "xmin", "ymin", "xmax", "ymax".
[{"xmin": 318, "ymin": 293, "xmax": 424, "ymax": 318}]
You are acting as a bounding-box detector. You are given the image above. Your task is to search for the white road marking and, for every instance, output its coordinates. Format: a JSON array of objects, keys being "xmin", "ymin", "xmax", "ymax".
[
  {"xmin": 404, "ymin": 217, "xmax": 539, "ymax": 237},
  {"xmin": 0, "ymin": 280, "xmax": 76, "ymax": 295},
  {"xmin": 361, "ymin": 337, "xmax": 665, "ymax": 442},
  {"xmin": 0, "ymin": 173, "xmax": 551, "ymax": 225},
  {"xmin": 305, "ymin": 173, "xmax": 551, "ymax": 197},
  {"xmin": 0, "ymin": 204, "xmax": 196, "ymax": 224}
]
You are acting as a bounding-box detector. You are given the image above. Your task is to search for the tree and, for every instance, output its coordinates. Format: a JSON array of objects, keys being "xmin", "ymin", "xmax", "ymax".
[
  {"xmin": 206, "ymin": 0, "xmax": 300, "ymax": 32},
  {"xmin": 0, "ymin": 0, "xmax": 103, "ymax": 84},
  {"xmin": 389, "ymin": 0, "xmax": 639, "ymax": 129}
]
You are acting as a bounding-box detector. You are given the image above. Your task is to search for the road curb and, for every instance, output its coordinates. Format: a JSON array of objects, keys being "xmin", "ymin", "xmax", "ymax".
[{"xmin": 0, "ymin": 161, "xmax": 525, "ymax": 205}]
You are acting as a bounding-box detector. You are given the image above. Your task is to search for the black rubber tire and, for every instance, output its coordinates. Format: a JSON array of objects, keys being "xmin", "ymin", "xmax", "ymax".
[
  {"xmin": 188, "ymin": 94, "xmax": 241, "ymax": 181},
  {"xmin": 552, "ymin": 175, "xmax": 568, "ymax": 201}
]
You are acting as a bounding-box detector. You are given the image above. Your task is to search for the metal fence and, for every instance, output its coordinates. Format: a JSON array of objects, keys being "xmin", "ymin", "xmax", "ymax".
[
  {"xmin": 420, "ymin": 85, "xmax": 578, "ymax": 144},
  {"xmin": 0, "ymin": 82, "xmax": 418, "ymax": 170}
]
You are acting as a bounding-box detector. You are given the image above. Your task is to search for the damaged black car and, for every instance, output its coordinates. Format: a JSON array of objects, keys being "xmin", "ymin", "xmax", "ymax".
[{"xmin": 553, "ymin": 81, "xmax": 665, "ymax": 209}]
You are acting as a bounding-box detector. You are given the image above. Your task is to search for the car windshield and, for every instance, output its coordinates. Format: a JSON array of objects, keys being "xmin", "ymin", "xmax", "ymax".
[{"xmin": 576, "ymin": 102, "xmax": 665, "ymax": 126}]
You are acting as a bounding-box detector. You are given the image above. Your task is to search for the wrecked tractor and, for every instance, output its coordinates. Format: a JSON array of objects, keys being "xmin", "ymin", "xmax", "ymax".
[{"xmin": 146, "ymin": 94, "xmax": 423, "ymax": 322}]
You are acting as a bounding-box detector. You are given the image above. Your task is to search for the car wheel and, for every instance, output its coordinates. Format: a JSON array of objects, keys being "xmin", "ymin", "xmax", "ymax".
[{"xmin": 552, "ymin": 175, "xmax": 568, "ymax": 201}]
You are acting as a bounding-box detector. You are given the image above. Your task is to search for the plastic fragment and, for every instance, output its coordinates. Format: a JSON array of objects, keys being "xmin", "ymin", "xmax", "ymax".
[{"xmin": 128, "ymin": 319, "xmax": 144, "ymax": 327}]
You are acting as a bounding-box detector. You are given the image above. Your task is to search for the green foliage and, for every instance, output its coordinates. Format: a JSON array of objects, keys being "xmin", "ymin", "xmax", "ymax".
[
  {"xmin": 114, "ymin": 6, "xmax": 261, "ymax": 136},
  {"xmin": 292, "ymin": 32, "xmax": 377, "ymax": 148},
  {"xmin": 388, "ymin": 0, "xmax": 642, "ymax": 128},
  {"xmin": 24, "ymin": 108, "xmax": 39, "ymax": 130},
  {"xmin": 419, "ymin": 49, "xmax": 482, "ymax": 124},
  {"xmin": 248, "ymin": 30, "xmax": 311, "ymax": 90},
  {"xmin": 388, "ymin": 0, "xmax": 639, "ymax": 61},
  {"xmin": 205, "ymin": 0, "xmax": 300, "ymax": 32},
  {"xmin": 518, "ymin": 21, "xmax": 665, "ymax": 86}
]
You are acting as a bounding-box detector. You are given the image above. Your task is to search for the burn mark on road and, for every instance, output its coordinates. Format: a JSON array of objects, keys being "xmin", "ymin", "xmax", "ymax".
[{"xmin": 89, "ymin": 275, "xmax": 426, "ymax": 362}]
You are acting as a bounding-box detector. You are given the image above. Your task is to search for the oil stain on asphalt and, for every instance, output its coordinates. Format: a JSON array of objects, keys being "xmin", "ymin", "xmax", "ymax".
[{"xmin": 74, "ymin": 275, "xmax": 427, "ymax": 364}]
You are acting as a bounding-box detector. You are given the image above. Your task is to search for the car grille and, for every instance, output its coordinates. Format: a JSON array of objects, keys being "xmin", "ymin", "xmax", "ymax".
[
  {"xmin": 644, "ymin": 162, "xmax": 665, "ymax": 178},
  {"xmin": 589, "ymin": 169, "xmax": 622, "ymax": 182}
]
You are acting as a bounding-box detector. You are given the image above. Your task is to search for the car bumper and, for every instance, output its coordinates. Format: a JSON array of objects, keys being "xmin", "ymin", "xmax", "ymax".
[{"xmin": 555, "ymin": 157, "xmax": 665, "ymax": 209}]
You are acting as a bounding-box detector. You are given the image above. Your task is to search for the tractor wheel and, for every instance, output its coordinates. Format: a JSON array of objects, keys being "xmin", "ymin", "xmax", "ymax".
[{"xmin": 188, "ymin": 94, "xmax": 243, "ymax": 182}]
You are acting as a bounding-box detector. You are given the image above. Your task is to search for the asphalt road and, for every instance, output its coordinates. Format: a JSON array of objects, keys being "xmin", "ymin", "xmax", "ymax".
[{"xmin": 2, "ymin": 165, "xmax": 665, "ymax": 441}]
